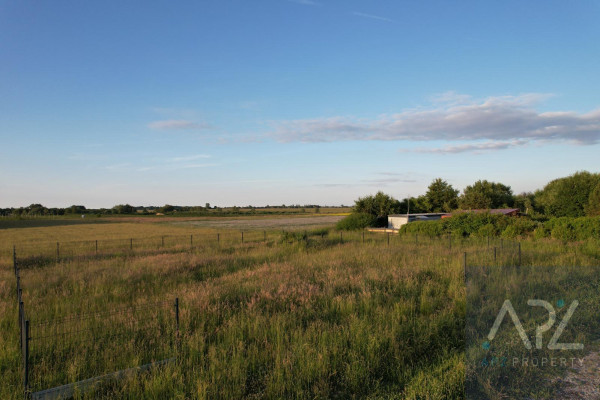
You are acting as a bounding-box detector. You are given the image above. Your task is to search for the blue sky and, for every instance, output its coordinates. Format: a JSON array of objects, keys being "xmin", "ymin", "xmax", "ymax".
[{"xmin": 2, "ymin": 0, "xmax": 600, "ymax": 208}]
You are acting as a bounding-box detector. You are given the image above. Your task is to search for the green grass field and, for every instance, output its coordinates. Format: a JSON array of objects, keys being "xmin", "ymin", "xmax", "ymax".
[{"xmin": 1, "ymin": 217, "xmax": 599, "ymax": 399}]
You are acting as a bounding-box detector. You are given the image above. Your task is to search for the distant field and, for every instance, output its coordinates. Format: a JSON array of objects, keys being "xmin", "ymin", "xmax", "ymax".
[{"xmin": 169, "ymin": 215, "xmax": 345, "ymax": 230}]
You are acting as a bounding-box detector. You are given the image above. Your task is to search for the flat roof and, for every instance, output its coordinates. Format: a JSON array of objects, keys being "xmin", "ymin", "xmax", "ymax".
[{"xmin": 388, "ymin": 213, "xmax": 449, "ymax": 217}]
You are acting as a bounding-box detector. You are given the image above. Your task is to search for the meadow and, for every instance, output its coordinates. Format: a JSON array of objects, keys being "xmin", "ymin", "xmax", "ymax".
[{"xmin": 1, "ymin": 216, "xmax": 599, "ymax": 399}]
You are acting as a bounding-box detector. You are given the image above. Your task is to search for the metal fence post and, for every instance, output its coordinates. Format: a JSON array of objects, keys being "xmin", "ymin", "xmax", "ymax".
[
  {"xmin": 518, "ymin": 242, "xmax": 521, "ymax": 267},
  {"xmin": 24, "ymin": 320, "xmax": 30, "ymax": 392},
  {"xmin": 174, "ymin": 298, "xmax": 180, "ymax": 352},
  {"xmin": 387, "ymin": 233, "xmax": 390, "ymax": 246},
  {"xmin": 13, "ymin": 245, "xmax": 17, "ymax": 275}
]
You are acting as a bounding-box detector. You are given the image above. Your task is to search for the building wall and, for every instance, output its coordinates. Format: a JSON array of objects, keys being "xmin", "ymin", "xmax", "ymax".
[{"xmin": 388, "ymin": 216, "xmax": 409, "ymax": 229}]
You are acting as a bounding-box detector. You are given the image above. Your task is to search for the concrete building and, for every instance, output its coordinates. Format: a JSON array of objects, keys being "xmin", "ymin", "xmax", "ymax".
[{"xmin": 387, "ymin": 213, "xmax": 449, "ymax": 229}]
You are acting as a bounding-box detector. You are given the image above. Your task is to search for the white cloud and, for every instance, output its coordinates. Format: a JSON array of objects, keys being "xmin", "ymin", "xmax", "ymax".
[
  {"xmin": 288, "ymin": 0, "xmax": 321, "ymax": 5},
  {"xmin": 409, "ymin": 140, "xmax": 528, "ymax": 154},
  {"xmin": 147, "ymin": 120, "xmax": 211, "ymax": 131},
  {"xmin": 352, "ymin": 12, "xmax": 394, "ymax": 23},
  {"xmin": 168, "ymin": 154, "xmax": 211, "ymax": 162},
  {"xmin": 269, "ymin": 93, "xmax": 600, "ymax": 146}
]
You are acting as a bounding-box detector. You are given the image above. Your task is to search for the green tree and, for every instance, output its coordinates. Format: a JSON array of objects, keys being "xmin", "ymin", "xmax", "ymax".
[
  {"xmin": 459, "ymin": 180, "xmax": 514, "ymax": 210},
  {"xmin": 536, "ymin": 171, "xmax": 600, "ymax": 217},
  {"xmin": 424, "ymin": 178, "xmax": 459, "ymax": 212},
  {"xmin": 514, "ymin": 192, "xmax": 536, "ymax": 215},
  {"xmin": 112, "ymin": 204, "xmax": 135, "ymax": 214},
  {"xmin": 585, "ymin": 181, "xmax": 600, "ymax": 216},
  {"xmin": 160, "ymin": 204, "xmax": 175, "ymax": 213},
  {"xmin": 353, "ymin": 191, "xmax": 401, "ymax": 219}
]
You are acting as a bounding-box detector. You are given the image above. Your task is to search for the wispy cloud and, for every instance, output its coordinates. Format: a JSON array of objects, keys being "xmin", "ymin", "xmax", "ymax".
[
  {"xmin": 147, "ymin": 120, "xmax": 211, "ymax": 131},
  {"xmin": 168, "ymin": 154, "xmax": 211, "ymax": 162},
  {"xmin": 352, "ymin": 11, "xmax": 394, "ymax": 23},
  {"xmin": 269, "ymin": 93, "xmax": 600, "ymax": 147},
  {"xmin": 288, "ymin": 0, "xmax": 321, "ymax": 6},
  {"xmin": 409, "ymin": 140, "xmax": 528, "ymax": 155},
  {"xmin": 136, "ymin": 163, "xmax": 217, "ymax": 172}
]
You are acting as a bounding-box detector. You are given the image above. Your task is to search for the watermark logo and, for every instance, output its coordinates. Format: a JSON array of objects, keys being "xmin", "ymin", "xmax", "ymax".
[{"xmin": 485, "ymin": 299, "xmax": 583, "ymax": 351}]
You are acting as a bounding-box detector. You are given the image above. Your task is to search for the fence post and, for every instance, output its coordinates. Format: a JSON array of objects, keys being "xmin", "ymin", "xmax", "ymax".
[
  {"xmin": 174, "ymin": 298, "xmax": 180, "ymax": 351},
  {"xmin": 162, "ymin": 236, "xmax": 165, "ymax": 247},
  {"xmin": 340, "ymin": 231, "xmax": 343, "ymax": 243},
  {"xmin": 130, "ymin": 238, "xmax": 133, "ymax": 250},
  {"xmin": 241, "ymin": 231, "xmax": 244, "ymax": 243},
  {"xmin": 24, "ymin": 320, "xmax": 29, "ymax": 392},
  {"xmin": 264, "ymin": 230, "xmax": 266, "ymax": 242},
  {"xmin": 387, "ymin": 233, "xmax": 390, "ymax": 246},
  {"xmin": 416, "ymin": 234, "xmax": 418, "ymax": 246},
  {"xmin": 362, "ymin": 230, "xmax": 365, "ymax": 243},
  {"xmin": 95, "ymin": 240, "xmax": 98, "ymax": 254},
  {"xmin": 19, "ymin": 301, "xmax": 23, "ymax": 349},
  {"xmin": 56, "ymin": 241, "xmax": 60, "ymax": 261},
  {"xmin": 494, "ymin": 247, "xmax": 497, "ymax": 265},
  {"xmin": 487, "ymin": 236, "xmax": 490, "ymax": 249},
  {"xmin": 518, "ymin": 242, "xmax": 521, "ymax": 267},
  {"xmin": 190, "ymin": 235, "xmax": 193, "ymax": 248},
  {"xmin": 217, "ymin": 233, "xmax": 220, "ymax": 244},
  {"xmin": 13, "ymin": 245, "xmax": 16, "ymax": 275}
]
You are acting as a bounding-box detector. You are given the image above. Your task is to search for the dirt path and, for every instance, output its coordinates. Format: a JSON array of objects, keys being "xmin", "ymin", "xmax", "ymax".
[
  {"xmin": 553, "ymin": 350, "xmax": 600, "ymax": 399},
  {"xmin": 169, "ymin": 215, "xmax": 345, "ymax": 230}
]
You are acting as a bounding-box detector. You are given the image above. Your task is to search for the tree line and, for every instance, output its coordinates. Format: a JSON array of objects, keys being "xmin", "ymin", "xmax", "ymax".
[{"xmin": 339, "ymin": 171, "xmax": 600, "ymax": 230}]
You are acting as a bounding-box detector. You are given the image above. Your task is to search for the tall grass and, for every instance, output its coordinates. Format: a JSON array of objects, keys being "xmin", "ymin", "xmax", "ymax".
[{"xmin": 1, "ymin": 224, "xmax": 599, "ymax": 399}]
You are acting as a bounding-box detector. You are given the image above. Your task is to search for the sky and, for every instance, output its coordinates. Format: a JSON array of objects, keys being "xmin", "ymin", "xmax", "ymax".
[{"xmin": 1, "ymin": 0, "xmax": 600, "ymax": 208}]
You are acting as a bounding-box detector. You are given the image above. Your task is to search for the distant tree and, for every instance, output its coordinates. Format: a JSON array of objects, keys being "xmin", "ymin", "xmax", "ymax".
[
  {"xmin": 315, "ymin": 206, "xmax": 320, "ymax": 214},
  {"xmin": 535, "ymin": 171, "xmax": 600, "ymax": 217},
  {"xmin": 585, "ymin": 181, "xmax": 600, "ymax": 216},
  {"xmin": 112, "ymin": 204, "xmax": 135, "ymax": 214},
  {"xmin": 27, "ymin": 204, "xmax": 49, "ymax": 215},
  {"xmin": 424, "ymin": 178, "xmax": 459, "ymax": 212},
  {"xmin": 160, "ymin": 204, "xmax": 175, "ymax": 213},
  {"xmin": 65, "ymin": 205, "xmax": 86, "ymax": 214},
  {"xmin": 459, "ymin": 180, "xmax": 514, "ymax": 210},
  {"xmin": 353, "ymin": 191, "xmax": 402, "ymax": 220},
  {"xmin": 205, "ymin": 203, "xmax": 210, "ymax": 209},
  {"xmin": 513, "ymin": 192, "xmax": 536, "ymax": 215}
]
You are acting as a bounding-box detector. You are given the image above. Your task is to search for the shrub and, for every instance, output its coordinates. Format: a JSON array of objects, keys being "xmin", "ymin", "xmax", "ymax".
[
  {"xmin": 475, "ymin": 223, "xmax": 497, "ymax": 238},
  {"xmin": 533, "ymin": 227, "xmax": 550, "ymax": 239},
  {"xmin": 336, "ymin": 213, "xmax": 377, "ymax": 230}
]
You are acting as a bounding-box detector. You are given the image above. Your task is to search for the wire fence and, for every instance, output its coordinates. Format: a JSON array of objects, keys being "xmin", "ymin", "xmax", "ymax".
[
  {"xmin": 9, "ymin": 229, "xmax": 539, "ymax": 398},
  {"xmin": 12, "ymin": 249, "xmax": 180, "ymax": 398}
]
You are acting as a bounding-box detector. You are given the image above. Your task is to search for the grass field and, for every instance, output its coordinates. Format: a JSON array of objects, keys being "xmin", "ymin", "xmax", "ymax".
[{"xmin": 1, "ymin": 216, "xmax": 599, "ymax": 399}]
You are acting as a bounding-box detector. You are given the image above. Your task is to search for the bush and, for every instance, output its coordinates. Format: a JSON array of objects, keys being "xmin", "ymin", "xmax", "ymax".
[
  {"xmin": 336, "ymin": 213, "xmax": 377, "ymax": 230},
  {"xmin": 533, "ymin": 227, "xmax": 550, "ymax": 239},
  {"xmin": 476, "ymin": 223, "xmax": 498, "ymax": 238}
]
